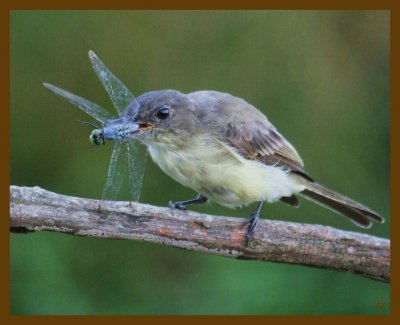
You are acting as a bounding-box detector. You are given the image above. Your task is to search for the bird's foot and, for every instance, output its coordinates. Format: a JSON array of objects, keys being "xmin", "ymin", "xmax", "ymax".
[
  {"xmin": 168, "ymin": 194, "xmax": 208, "ymax": 211},
  {"xmin": 169, "ymin": 200, "xmax": 189, "ymax": 211},
  {"xmin": 240, "ymin": 201, "xmax": 264, "ymax": 243},
  {"xmin": 240, "ymin": 212, "xmax": 260, "ymax": 243}
]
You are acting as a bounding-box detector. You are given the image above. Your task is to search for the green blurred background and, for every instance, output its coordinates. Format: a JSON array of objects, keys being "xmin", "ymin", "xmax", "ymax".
[{"xmin": 10, "ymin": 10, "xmax": 390, "ymax": 315}]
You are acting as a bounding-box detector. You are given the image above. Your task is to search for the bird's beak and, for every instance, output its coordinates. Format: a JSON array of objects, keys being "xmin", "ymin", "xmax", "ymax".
[
  {"xmin": 131, "ymin": 115, "xmax": 154, "ymax": 134},
  {"xmin": 136, "ymin": 122, "xmax": 154, "ymax": 132},
  {"xmin": 101, "ymin": 115, "xmax": 155, "ymax": 141}
]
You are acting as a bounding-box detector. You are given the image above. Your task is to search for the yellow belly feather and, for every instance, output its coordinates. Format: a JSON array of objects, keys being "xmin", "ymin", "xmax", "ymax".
[{"xmin": 145, "ymin": 134, "xmax": 304, "ymax": 207}]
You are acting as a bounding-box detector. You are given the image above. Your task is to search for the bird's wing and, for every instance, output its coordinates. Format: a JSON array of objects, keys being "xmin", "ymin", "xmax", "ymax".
[
  {"xmin": 189, "ymin": 91, "xmax": 312, "ymax": 180},
  {"xmin": 223, "ymin": 118, "xmax": 308, "ymax": 175}
]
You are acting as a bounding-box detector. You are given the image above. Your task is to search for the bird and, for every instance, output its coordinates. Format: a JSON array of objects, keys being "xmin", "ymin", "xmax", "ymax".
[{"xmin": 110, "ymin": 89, "xmax": 384, "ymax": 241}]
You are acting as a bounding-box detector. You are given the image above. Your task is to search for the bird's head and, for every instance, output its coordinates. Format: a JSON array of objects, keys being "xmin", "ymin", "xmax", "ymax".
[{"xmin": 130, "ymin": 90, "xmax": 201, "ymax": 143}]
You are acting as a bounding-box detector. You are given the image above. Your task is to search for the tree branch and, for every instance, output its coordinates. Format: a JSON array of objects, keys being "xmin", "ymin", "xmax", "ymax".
[{"xmin": 10, "ymin": 185, "xmax": 390, "ymax": 282}]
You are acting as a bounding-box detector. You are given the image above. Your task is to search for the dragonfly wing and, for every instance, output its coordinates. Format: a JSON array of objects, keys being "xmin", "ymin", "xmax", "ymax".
[
  {"xmin": 90, "ymin": 51, "xmax": 145, "ymax": 202},
  {"xmin": 89, "ymin": 50, "xmax": 140, "ymax": 116},
  {"xmin": 126, "ymin": 141, "xmax": 148, "ymax": 202},
  {"xmin": 43, "ymin": 83, "xmax": 113, "ymax": 122},
  {"xmin": 101, "ymin": 141, "xmax": 127, "ymax": 201}
]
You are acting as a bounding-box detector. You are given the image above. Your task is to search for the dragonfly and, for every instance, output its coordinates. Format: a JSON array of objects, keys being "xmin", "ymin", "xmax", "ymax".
[{"xmin": 43, "ymin": 50, "xmax": 147, "ymax": 202}]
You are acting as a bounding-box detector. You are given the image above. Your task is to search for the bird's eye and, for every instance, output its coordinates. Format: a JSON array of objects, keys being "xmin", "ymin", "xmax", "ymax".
[{"xmin": 156, "ymin": 106, "xmax": 170, "ymax": 120}]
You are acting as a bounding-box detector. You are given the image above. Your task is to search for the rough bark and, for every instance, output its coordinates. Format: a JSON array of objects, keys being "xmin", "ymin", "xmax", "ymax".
[{"xmin": 10, "ymin": 186, "xmax": 390, "ymax": 282}]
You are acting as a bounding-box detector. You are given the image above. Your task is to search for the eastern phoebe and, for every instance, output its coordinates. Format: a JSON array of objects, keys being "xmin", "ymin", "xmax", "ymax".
[{"xmin": 95, "ymin": 89, "xmax": 384, "ymax": 240}]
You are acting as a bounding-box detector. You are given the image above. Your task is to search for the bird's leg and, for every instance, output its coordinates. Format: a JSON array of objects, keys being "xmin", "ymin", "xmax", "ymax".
[
  {"xmin": 240, "ymin": 201, "xmax": 264, "ymax": 242},
  {"xmin": 169, "ymin": 194, "xmax": 208, "ymax": 210}
]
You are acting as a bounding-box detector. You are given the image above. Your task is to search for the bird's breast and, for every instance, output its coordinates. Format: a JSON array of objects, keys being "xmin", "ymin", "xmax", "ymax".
[{"xmin": 144, "ymin": 134, "xmax": 304, "ymax": 207}]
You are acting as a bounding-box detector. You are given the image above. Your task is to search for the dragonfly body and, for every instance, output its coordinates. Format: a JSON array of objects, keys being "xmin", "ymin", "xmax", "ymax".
[{"xmin": 90, "ymin": 118, "xmax": 140, "ymax": 145}]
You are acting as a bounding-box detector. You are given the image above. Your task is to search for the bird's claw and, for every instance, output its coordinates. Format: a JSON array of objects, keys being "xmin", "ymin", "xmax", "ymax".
[
  {"xmin": 240, "ymin": 213, "xmax": 259, "ymax": 242},
  {"xmin": 168, "ymin": 201, "xmax": 188, "ymax": 211}
]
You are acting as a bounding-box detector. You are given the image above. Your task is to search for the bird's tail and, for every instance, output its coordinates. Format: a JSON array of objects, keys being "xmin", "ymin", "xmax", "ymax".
[{"xmin": 300, "ymin": 181, "xmax": 384, "ymax": 228}]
